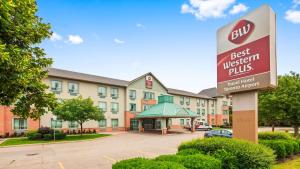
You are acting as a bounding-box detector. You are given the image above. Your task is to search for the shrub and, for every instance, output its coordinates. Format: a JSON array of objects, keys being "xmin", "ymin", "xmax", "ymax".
[
  {"xmin": 155, "ymin": 154, "xmax": 221, "ymax": 169},
  {"xmin": 176, "ymin": 148, "xmax": 203, "ymax": 156},
  {"xmin": 212, "ymin": 149, "xmax": 238, "ymax": 169},
  {"xmin": 27, "ymin": 132, "xmax": 42, "ymax": 140},
  {"xmin": 258, "ymin": 132, "xmax": 293, "ymax": 140},
  {"xmin": 112, "ymin": 158, "xmax": 186, "ymax": 169},
  {"xmin": 43, "ymin": 134, "xmax": 53, "ymax": 141},
  {"xmin": 259, "ymin": 140, "xmax": 287, "ymax": 159},
  {"xmin": 178, "ymin": 137, "xmax": 275, "ymax": 169},
  {"xmin": 54, "ymin": 133, "xmax": 66, "ymax": 140},
  {"xmin": 281, "ymin": 140, "xmax": 294, "ymax": 156},
  {"xmin": 38, "ymin": 127, "xmax": 54, "ymax": 135}
]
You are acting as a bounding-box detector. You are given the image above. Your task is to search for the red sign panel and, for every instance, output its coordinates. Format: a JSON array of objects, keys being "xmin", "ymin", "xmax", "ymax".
[
  {"xmin": 145, "ymin": 76, "xmax": 153, "ymax": 89},
  {"xmin": 228, "ymin": 20, "xmax": 255, "ymax": 45},
  {"xmin": 217, "ymin": 36, "xmax": 270, "ymax": 83}
]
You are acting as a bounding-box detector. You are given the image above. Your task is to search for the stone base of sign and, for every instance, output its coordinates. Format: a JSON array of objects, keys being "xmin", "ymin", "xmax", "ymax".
[{"xmin": 232, "ymin": 91, "xmax": 258, "ymax": 143}]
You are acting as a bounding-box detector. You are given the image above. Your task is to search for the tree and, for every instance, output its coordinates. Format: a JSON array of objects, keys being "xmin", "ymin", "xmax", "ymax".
[
  {"xmin": 53, "ymin": 97, "xmax": 104, "ymax": 135},
  {"xmin": 0, "ymin": 0, "xmax": 57, "ymax": 119},
  {"xmin": 259, "ymin": 72, "xmax": 300, "ymax": 137},
  {"xmin": 258, "ymin": 89, "xmax": 285, "ymax": 132}
]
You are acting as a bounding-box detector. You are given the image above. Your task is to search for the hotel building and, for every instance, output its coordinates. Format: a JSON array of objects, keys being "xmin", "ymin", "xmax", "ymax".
[{"xmin": 0, "ymin": 68, "xmax": 231, "ymax": 136}]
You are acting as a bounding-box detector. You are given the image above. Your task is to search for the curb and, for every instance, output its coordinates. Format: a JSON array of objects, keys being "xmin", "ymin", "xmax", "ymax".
[{"xmin": 0, "ymin": 134, "xmax": 112, "ymax": 148}]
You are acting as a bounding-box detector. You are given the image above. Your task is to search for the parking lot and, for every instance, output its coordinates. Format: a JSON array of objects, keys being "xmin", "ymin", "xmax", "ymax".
[{"xmin": 0, "ymin": 132, "xmax": 203, "ymax": 169}]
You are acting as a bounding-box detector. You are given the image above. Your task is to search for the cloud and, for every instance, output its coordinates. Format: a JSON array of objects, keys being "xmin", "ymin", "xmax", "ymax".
[
  {"xmin": 68, "ymin": 35, "xmax": 83, "ymax": 45},
  {"xmin": 114, "ymin": 38, "xmax": 125, "ymax": 44},
  {"xmin": 285, "ymin": 10, "xmax": 300, "ymax": 23},
  {"xmin": 229, "ymin": 3, "xmax": 248, "ymax": 15},
  {"xmin": 181, "ymin": 0, "xmax": 236, "ymax": 20},
  {"xmin": 50, "ymin": 32, "xmax": 62, "ymax": 41},
  {"xmin": 136, "ymin": 23, "xmax": 146, "ymax": 29}
]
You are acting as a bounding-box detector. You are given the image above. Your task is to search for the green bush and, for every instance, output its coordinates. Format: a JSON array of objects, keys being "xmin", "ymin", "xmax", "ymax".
[
  {"xmin": 212, "ymin": 149, "xmax": 238, "ymax": 169},
  {"xmin": 178, "ymin": 137, "xmax": 275, "ymax": 169},
  {"xmin": 43, "ymin": 134, "xmax": 53, "ymax": 141},
  {"xmin": 258, "ymin": 132, "xmax": 293, "ymax": 140},
  {"xmin": 259, "ymin": 140, "xmax": 287, "ymax": 159},
  {"xmin": 54, "ymin": 133, "xmax": 66, "ymax": 140},
  {"xmin": 281, "ymin": 140, "xmax": 294, "ymax": 156},
  {"xmin": 155, "ymin": 154, "xmax": 221, "ymax": 169},
  {"xmin": 176, "ymin": 148, "xmax": 202, "ymax": 156},
  {"xmin": 27, "ymin": 131, "xmax": 42, "ymax": 140},
  {"xmin": 112, "ymin": 158, "xmax": 186, "ymax": 169}
]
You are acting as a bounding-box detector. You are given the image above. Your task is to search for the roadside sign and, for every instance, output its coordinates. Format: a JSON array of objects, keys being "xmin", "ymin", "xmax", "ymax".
[{"xmin": 217, "ymin": 5, "xmax": 277, "ymax": 95}]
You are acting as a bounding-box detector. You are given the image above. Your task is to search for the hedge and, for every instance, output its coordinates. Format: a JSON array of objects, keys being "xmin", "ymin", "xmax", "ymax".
[
  {"xmin": 155, "ymin": 154, "xmax": 221, "ymax": 169},
  {"xmin": 260, "ymin": 139, "xmax": 300, "ymax": 159},
  {"xmin": 258, "ymin": 132, "xmax": 293, "ymax": 140},
  {"xmin": 176, "ymin": 148, "xmax": 203, "ymax": 156},
  {"xmin": 212, "ymin": 149, "xmax": 238, "ymax": 169},
  {"xmin": 112, "ymin": 158, "xmax": 186, "ymax": 169},
  {"xmin": 259, "ymin": 140, "xmax": 287, "ymax": 159},
  {"xmin": 178, "ymin": 137, "xmax": 275, "ymax": 169},
  {"xmin": 27, "ymin": 131, "xmax": 42, "ymax": 140}
]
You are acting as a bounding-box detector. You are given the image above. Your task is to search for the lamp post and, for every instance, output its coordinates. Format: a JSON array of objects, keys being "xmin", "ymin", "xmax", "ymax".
[{"xmin": 53, "ymin": 115, "xmax": 57, "ymax": 142}]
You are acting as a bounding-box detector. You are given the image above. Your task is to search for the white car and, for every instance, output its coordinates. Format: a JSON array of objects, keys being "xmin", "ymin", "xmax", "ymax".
[{"xmin": 195, "ymin": 122, "xmax": 212, "ymax": 131}]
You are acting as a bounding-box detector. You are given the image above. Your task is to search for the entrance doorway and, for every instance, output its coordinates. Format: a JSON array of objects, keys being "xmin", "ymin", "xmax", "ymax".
[{"xmin": 130, "ymin": 118, "xmax": 139, "ymax": 131}]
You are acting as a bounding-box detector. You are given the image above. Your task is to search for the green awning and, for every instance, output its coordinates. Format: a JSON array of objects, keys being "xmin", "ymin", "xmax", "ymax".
[{"xmin": 136, "ymin": 102, "xmax": 199, "ymax": 119}]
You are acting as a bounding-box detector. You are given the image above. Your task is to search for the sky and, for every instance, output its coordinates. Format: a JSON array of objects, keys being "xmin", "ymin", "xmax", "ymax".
[{"xmin": 37, "ymin": 0, "xmax": 300, "ymax": 93}]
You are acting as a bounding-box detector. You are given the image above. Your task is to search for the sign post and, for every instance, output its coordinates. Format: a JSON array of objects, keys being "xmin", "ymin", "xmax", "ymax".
[{"xmin": 217, "ymin": 5, "xmax": 277, "ymax": 143}]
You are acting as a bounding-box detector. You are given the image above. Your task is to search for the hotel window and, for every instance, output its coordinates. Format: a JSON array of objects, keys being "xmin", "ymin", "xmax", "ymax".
[
  {"xmin": 51, "ymin": 118, "xmax": 62, "ymax": 128},
  {"xmin": 180, "ymin": 119, "xmax": 185, "ymax": 126},
  {"xmin": 197, "ymin": 109, "xmax": 201, "ymax": 115},
  {"xmin": 180, "ymin": 96, "xmax": 184, "ymax": 105},
  {"xmin": 69, "ymin": 121, "xmax": 78, "ymax": 128},
  {"xmin": 111, "ymin": 119, "xmax": 119, "ymax": 128},
  {"xmin": 223, "ymin": 110, "xmax": 229, "ymax": 115},
  {"xmin": 111, "ymin": 102, "xmax": 119, "ymax": 114},
  {"xmin": 211, "ymin": 109, "xmax": 215, "ymax": 115},
  {"xmin": 13, "ymin": 118, "xmax": 27, "ymax": 130},
  {"xmin": 143, "ymin": 104, "xmax": 152, "ymax": 111},
  {"xmin": 129, "ymin": 90, "xmax": 136, "ymax": 100},
  {"xmin": 98, "ymin": 86, "xmax": 107, "ymax": 98},
  {"xmin": 202, "ymin": 109, "xmax": 206, "ymax": 116},
  {"xmin": 186, "ymin": 97, "xmax": 190, "ymax": 106},
  {"xmin": 99, "ymin": 102, "xmax": 107, "ymax": 112},
  {"xmin": 223, "ymin": 101, "xmax": 228, "ymax": 106},
  {"xmin": 197, "ymin": 99, "xmax": 200, "ymax": 106},
  {"xmin": 211, "ymin": 101, "xmax": 215, "ymax": 107},
  {"xmin": 201, "ymin": 100, "xmax": 206, "ymax": 107},
  {"xmin": 68, "ymin": 82, "xmax": 79, "ymax": 96},
  {"xmin": 130, "ymin": 103, "xmax": 136, "ymax": 112},
  {"xmin": 144, "ymin": 92, "xmax": 155, "ymax": 100},
  {"xmin": 51, "ymin": 80, "xmax": 62, "ymax": 93},
  {"xmin": 99, "ymin": 119, "xmax": 107, "ymax": 127},
  {"xmin": 111, "ymin": 88, "xmax": 119, "ymax": 99},
  {"xmin": 211, "ymin": 119, "xmax": 215, "ymax": 125}
]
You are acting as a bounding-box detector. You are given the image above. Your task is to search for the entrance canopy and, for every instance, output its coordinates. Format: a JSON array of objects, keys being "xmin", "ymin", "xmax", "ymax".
[{"xmin": 136, "ymin": 95, "xmax": 199, "ymax": 119}]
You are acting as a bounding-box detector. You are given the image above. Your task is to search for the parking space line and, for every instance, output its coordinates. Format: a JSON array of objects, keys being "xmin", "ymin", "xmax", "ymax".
[
  {"xmin": 58, "ymin": 162, "xmax": 65, "ymax": 169},
  {"xmin": 102, "ymin": 155, "xmax": 116, "ymax": 163}
]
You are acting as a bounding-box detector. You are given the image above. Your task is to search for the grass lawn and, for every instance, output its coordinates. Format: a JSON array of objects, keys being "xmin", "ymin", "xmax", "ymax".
[
  {"xmin": 0, "ymin": 134, "xmax": 111, "ymax": 147},
  {"xmin": 272, "ymin": 156, "xmax": 300, "ymax": 169}
]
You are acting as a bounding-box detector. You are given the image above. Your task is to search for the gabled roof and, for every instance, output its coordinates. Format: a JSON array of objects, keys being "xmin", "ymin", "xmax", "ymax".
[
  {"xmin": 128, "ymin": 72, "xmax": 169, "ymax": 91},
  {"xmin": 47, "ymin": 68, "xmax": 129, "ymax": 87},
  {"xmin": 167, "ymin": 88, "xmax": 211, "ymax": 99},
  {"xmin": 136, "ymin": 102, "xmax": 199, "ymax": 119},
  {"xmin": 199, "ymin": 87, "xmax": 223, "ymax": 98}
]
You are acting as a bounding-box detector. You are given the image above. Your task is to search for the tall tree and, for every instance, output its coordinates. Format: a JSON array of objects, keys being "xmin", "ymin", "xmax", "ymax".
[
  {"xmin": 258, "ymin": 90, "xmax": 285, "ymax": 132},
  {"xmin": 53, "ymin": 97, "xmax": 104, "ymax": 135},
  {"xmin": 259, "ymin": 72, "xmax": 300, "ymax": 136},
  {"xmin": 0, "ymin": 0, "xmax": 57, "ymax": 119}
]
